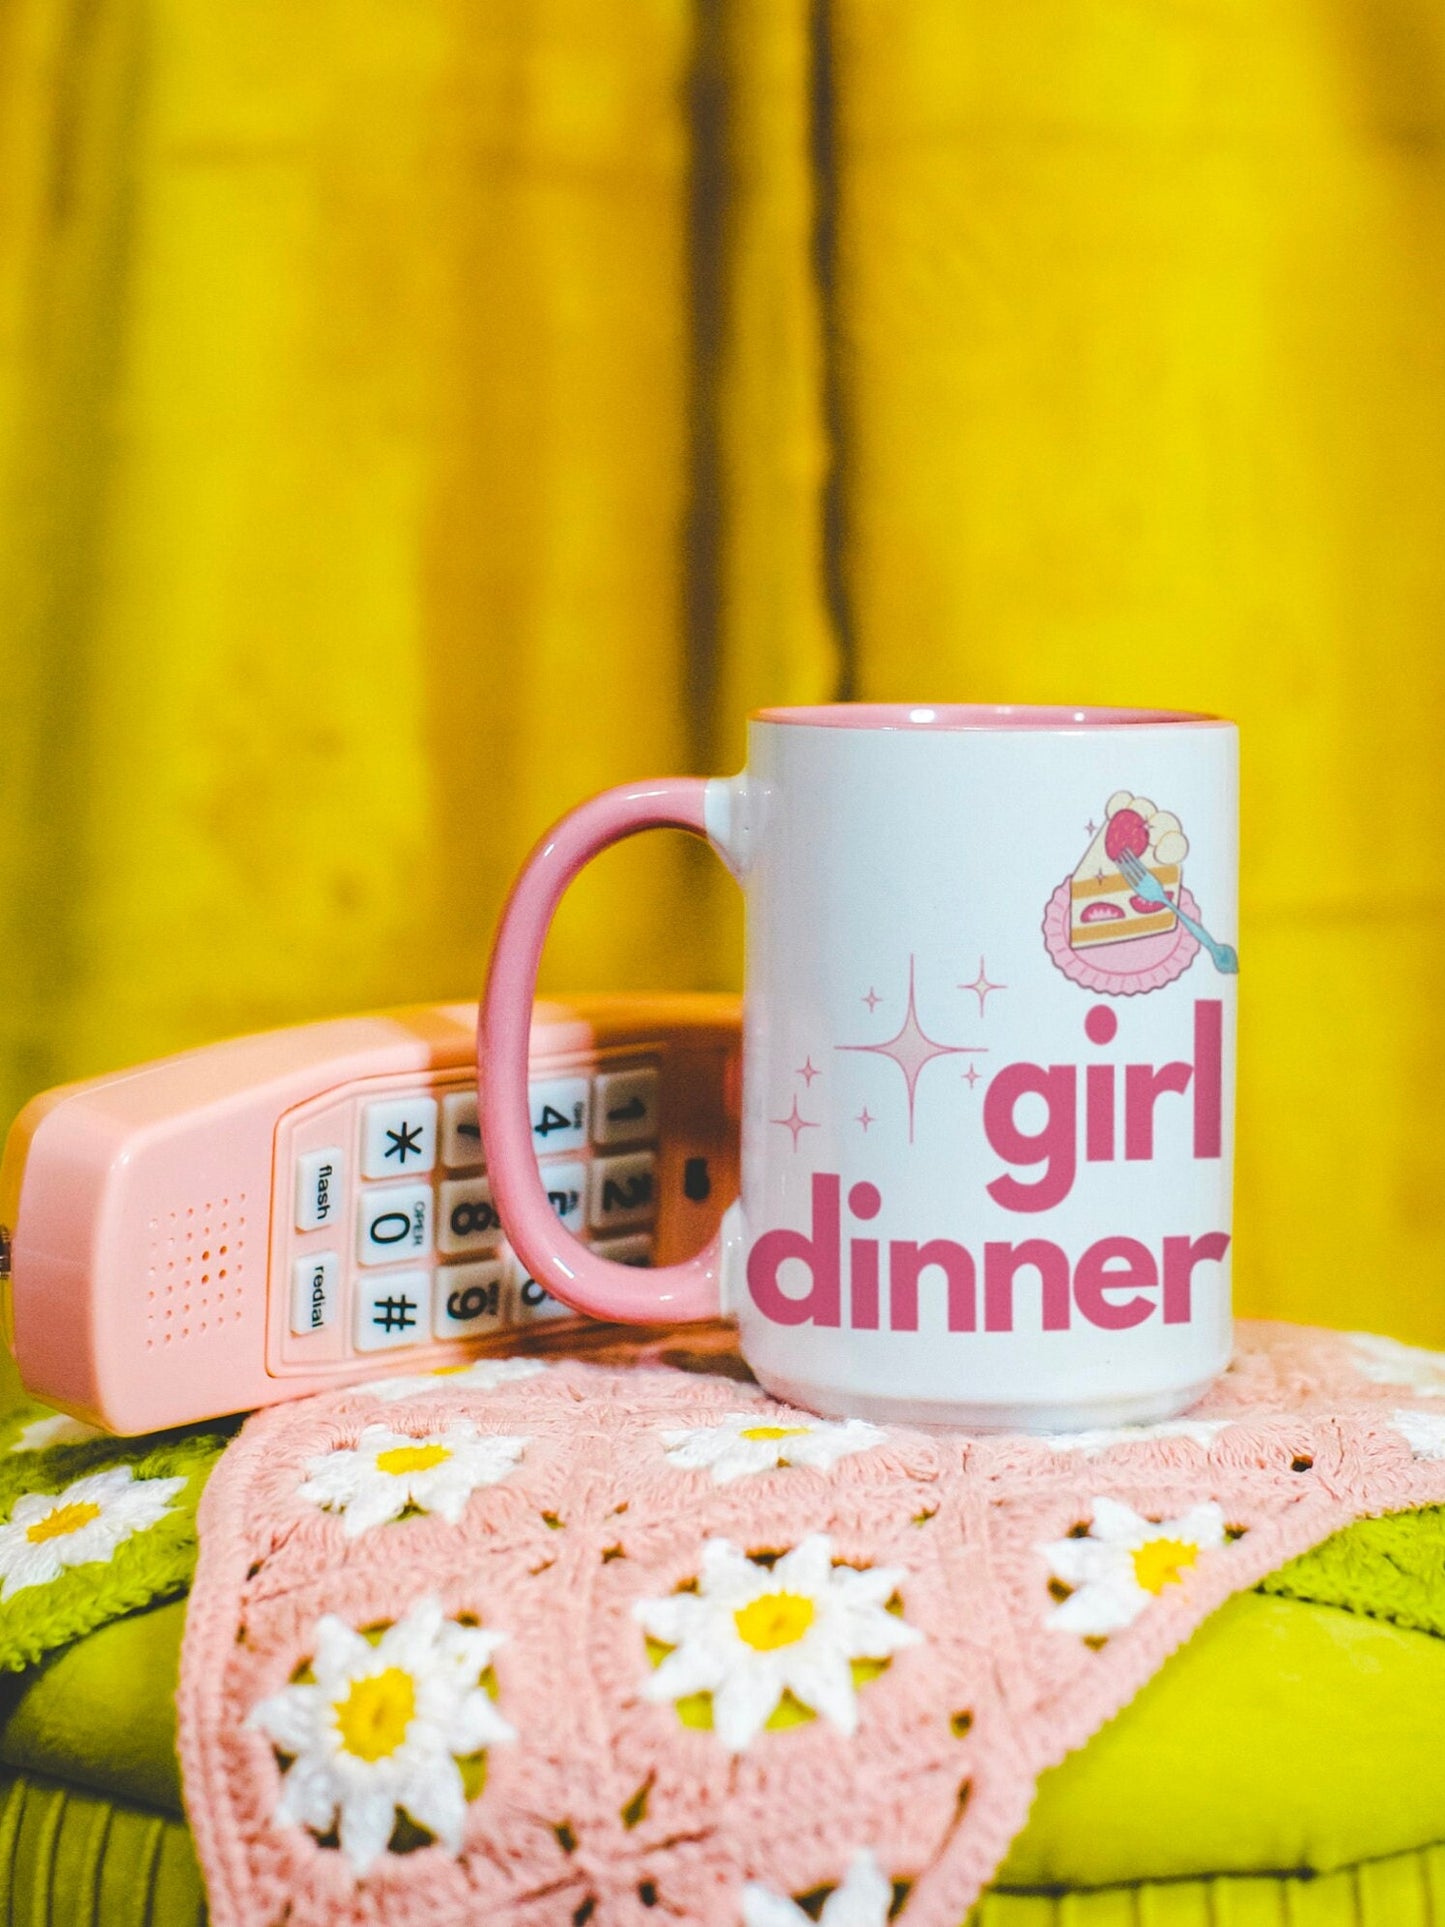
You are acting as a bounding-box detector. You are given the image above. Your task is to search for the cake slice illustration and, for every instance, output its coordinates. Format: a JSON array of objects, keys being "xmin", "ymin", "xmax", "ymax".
[{"xmin": 1069, "ymin": 792, "xmax": 1189, "ymax": 950}]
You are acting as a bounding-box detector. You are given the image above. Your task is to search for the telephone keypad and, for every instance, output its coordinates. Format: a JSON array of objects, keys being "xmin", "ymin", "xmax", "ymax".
[{"xmin": 279, "ymin": 1053, "xmax": 663, "ymax": 1367}]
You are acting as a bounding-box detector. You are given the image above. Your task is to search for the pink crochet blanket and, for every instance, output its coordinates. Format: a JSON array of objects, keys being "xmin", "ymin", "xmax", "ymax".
[{"xmin": 179, "ymin": 1320, "xmax": 1445, "ymax": 1927}]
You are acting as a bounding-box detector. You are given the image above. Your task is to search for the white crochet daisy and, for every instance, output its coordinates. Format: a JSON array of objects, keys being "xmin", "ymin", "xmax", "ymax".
[
  {"xmin": 296, "ymin": 1422, "xmax": 527, "ymax": 1537},
  {"xmin": 1391, "ymin": 1409, "xmax": 1445, "ymax": 1460},
  {"xmin": 0, "ymin": 1465, "xmax": 186, "ymax": 1602},
  {"xmin": 1038, "ymin": 1417, "xmax": 1233, "ymax": 1458},
  {"xmin": 634, "ymin": 1534, "xmax": 922, "ymax": 1751},
  {"xmin": 742, "ymin": 1849, "xmax": 893, "ymax": 1927},
  {"xmin": 660, "ymin": 1412, "xmax": 886, "ymax": 1485},
  {"xmin": 1348, "ymin": 1332, "xmax": 1445, "ymax": 1395},
  {"xmin": 1039, "ymin": 1496, "xmax": 1227, "ymax": 1637},
  {"xmin": 247, "ymin": 1595, "xmax": 514, "ymax": 1874},
  {"xmin": 8, "ymin": 1412, "xmax": 102, "ymax": 1453},
  {"xmin": 364, "ymin": 1357, "xmax": 547, "ymax": 1403}
]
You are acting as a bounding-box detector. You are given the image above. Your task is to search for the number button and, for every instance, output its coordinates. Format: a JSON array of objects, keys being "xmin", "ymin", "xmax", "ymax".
[
  {"xmin": 295, "ymin": 1148, "xmax": 345, "ymax": 1232},
  {"xmin": 355, "ymin": 1271, "xmax": 430, "ymax": 1351},
  {"xmin": 433, "ymin": 1260, "xmax": 507, "ymax": 1339},
  {"xmin": 357, "ymin": 1184, "xmax": 434, "ymax": 1266},
  {"xmin": 511, "ymin": 1259, "xmax": 573, "ymax": 1325},
  {"xmin": 541, "ymin": 1160, "xmax": 586, "ymax": 1235},
  {"xmin": 529, "ymin": 1076, "xmax": 589, "ymax": 1154},
  {"xmin": 290, "ymin": 1252, "xmax": 339, "ymax": 1333},
  {"xmin": 438, "ymin": 1177, "xmax": 503, "ymax": 1255},
  {"xmin": 589, "ymin": 1152, "xmax": 657, "ymax": 1231},
  {"xmin": 361, "ymin": 1096, "xmax": 437, "ymax": 1179},
  {"xmin": 591, "ymin": 1233, "xmax": 653, "ymax": 1268},
  {"xmin": 440, "ymin": 1090, "xmax": 484, "ymax": 1169},
  {"xmin": 592, "ymin": 1067, "xmax": 659, "ymax": 1146}
]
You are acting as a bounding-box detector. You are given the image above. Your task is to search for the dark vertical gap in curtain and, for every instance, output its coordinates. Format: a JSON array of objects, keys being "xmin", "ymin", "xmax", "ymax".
[
  {"xmin": 807, "ymin": 0, "xmax": 855, "ymax": 702},
  {"xmin": 682, "ymin": 0, "xmax": 729, "ymax": 774}
]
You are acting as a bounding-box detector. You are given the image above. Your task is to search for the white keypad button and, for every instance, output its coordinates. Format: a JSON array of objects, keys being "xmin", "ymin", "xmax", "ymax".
[
  {"xmin": 357, "ymin": 1184, "xmax": 433, "ymax": 1266},
  {"xmin": 440, "ymin": 1089, "xmax": 484, "ymax": 1169},
  {"xmin": 290, "ymin": 1251, "xmax": 339, "ymax": 1333},
  {"xmin": 540, "ymin": 1160, "xmax": 587, "ymax": 1235},
  {"xmin": 295, "ymin": 1147, "xmax": 345, "ymax": 1232},
  {"xmin": 512, "ymin": 1259, "xmax": 573, "ymax": 1324},
  {"xmin": 591, "ymin": 1233, "xmax": 653, "ymax": 1268},
  {"xmin": 592, "ymin": 1066, "xmax": 660, "ymax": 1146},
  {"xmin": 529, "ymin": 1076, "xmax": 589, "ymax": 1154},
  {"xmin": 438, "ymin": 1176, "xmax": 503, "ymax": 1255},
  {"xmin": 589, "ymin": 1151, "xmax": 657, "ymax": 1231},
  {"xmin": 361, "ymin": 1095, "xmax": 437, "ymax": 1179},
  {"xmin": 355, "ymin": 1271, "xmax": 430, "ymax": 1351},
  {"xmin": 433, "ymin": 1260, "xmax": 508, "ymax": 1339}
]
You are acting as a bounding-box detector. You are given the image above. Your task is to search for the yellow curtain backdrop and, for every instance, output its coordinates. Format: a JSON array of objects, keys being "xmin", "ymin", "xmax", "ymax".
[{"xmin": 2, "ymin": 0, "xmax": 1442, "ymax": 1342}]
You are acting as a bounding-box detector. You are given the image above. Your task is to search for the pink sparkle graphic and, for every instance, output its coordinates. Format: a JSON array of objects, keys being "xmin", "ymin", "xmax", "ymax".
[
  {"xmin": 960, "ymin": 957, "xmax": 1006, "ymax": 1016},
  {"xmin": 857, "ymin": 1105, "xmax": 875, "ymax": 1132},
  {"xmin": 861, "ymin": 987, "xmax": 883, "ymax": 1012},
  {"xmin": 962, "ymin": 1063, "xmax": 981, "ymax": 1089},
  {"xmin": 796, "ymin": 1057, "xmax": 820, "ymax": 1087},
  {"xmin": 838, "ymin": 957, "xmax": 987, "ymax": 1141},
  {"xmin": 771, "ymin": 1096, "xmax": 819, "ymax": 1152}
]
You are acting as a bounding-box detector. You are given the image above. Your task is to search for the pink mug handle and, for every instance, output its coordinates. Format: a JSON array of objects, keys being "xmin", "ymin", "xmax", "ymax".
[{"xmin": 479, "ymin": 778, "xmax": 726, "ymax": 1324}]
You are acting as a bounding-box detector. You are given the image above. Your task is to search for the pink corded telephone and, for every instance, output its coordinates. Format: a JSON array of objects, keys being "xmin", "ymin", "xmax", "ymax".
[{"xmin": 0, "ymin": 996, "xmax": 739, "ymax": 1434}]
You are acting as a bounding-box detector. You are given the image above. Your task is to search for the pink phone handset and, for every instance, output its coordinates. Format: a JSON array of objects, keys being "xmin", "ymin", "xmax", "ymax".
[{"xmin": 0, "ymin": 995, "xmax": 739, "ymax": 1434}]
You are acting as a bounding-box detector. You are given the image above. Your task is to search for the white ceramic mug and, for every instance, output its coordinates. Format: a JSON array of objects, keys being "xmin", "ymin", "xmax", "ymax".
[{"xmin": 480, "ymin": 703, "xmax": 1238, "ymax": 1430}]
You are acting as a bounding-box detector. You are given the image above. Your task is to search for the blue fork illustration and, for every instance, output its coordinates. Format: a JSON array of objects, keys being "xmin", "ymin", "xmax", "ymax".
[{"xmin": 1115, "ymin": 849, "xmax": 1239, "ymax": 974}]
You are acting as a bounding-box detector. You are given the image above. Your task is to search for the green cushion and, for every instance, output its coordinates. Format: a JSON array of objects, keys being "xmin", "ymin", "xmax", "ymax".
[
  {"xmin": 0, "ymin": 1601, "xmax": 186, "ymax": 1817},
  {"xmin": 1000, "ymin": 1591, "xmax": 1445, "ymax": 1886},
  {"xmin": 1, "ymin": 1512, "xmax": 1443, "ymax": 1920}
]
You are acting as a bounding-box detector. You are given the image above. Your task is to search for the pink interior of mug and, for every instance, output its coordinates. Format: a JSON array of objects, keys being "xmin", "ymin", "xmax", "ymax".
[{"xmin": 752, "ymin": 703, "xmax": 1228, "ymax": 730}]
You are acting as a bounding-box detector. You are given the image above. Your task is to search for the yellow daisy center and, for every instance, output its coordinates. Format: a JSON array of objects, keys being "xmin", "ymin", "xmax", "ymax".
[
  {"xmin": 1131, "ymin": 1536, "xmax": 1199, "ymax": 1595},
  {"xmin": 374, "ymin": 1443, "xmax": 451, "ymax": 1477},
  {"xmin": 734, "ymin": 1590, "xmax": 817, "ymax": 1651},
  {"xmin": 26, "ymin": 1501, "xmax": 101, "ymax": 1544},
  {"xmin": 739, "ymin": 1425, "xmax": 810, "ymax": 1442},
  {"xmin": 334, "ymin": 1667, "xmax": 417, "ymax": 1762}
]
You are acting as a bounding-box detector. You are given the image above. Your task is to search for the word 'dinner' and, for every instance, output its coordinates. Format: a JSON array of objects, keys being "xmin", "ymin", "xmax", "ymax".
[{"xmin": 747, "ymin": 999, "xmax": 1229, "ymax": 1336}]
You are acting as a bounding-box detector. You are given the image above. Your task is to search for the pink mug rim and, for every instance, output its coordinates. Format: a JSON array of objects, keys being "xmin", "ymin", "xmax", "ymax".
[{"xmin": 751, "ymin": 702, "xmax": 1231, "ymax": 732}]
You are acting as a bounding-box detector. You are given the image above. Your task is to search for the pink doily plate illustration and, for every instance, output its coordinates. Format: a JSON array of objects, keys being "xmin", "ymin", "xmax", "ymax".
[{"xmin": 1042, "ymin": 877, "xmax": 1201, "ymax": 996}]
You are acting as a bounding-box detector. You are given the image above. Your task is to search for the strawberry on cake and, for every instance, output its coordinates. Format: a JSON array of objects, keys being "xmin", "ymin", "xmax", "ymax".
[{"xmin": 1069, "ymin": 792, "xmax": 1189, "ymax": 950}]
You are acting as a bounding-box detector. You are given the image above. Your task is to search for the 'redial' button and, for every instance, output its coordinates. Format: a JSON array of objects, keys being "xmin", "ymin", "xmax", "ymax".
[
  {"xmin": 295, "ymin": 1148, "xmax": 345, "ymax": 1232},
  {"xmin": 290, "ymin": 1252, "xmax": 339, "ymax": 1333}
]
